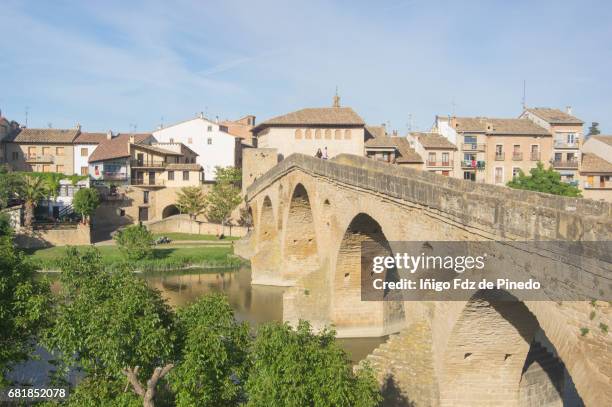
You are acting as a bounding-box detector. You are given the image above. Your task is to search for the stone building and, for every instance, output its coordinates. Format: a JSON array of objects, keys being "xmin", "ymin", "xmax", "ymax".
[
  {"xmin": 251, "ymin": 95, "xmax": 366, "ymax": 160},
  {"xmin": 364, "ymin": 127, "xmax": 423, "ymax": 169},
  {"xmin": 73, "ymin": 131, "xmax": 109, "ymax": 176},
  {"xmin": 408, "ymin": 132, "xmax": 458, "ymax": 176},
  {"xmin": 579, "ymin": 135, "xmax": 612, "ymax": 202},
  {"xmin": 3, "ymin": 127, "xmax": 81, "ymax": 174},
  {"xmin": 521, "ymin": 107, "xmax": 583, "ymax": 184}
]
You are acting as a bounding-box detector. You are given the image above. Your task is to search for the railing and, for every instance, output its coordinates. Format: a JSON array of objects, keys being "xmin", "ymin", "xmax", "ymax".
[
  {"xmin": 512, "ymin": 152, "xmax": 523, "ymax": 161},
  {"xmin": 32, "ymin": 221, "xmax": 79, "ymax": 230},
  {"xmin": 530, "ymin": 152, "xmax": 540, "ymax": 161},
  {"xmin": 102, "ymin": 172, "xmax": 128, "ymax": 181},
  {"xmin": 584, "ymin": 182, "xmax": 610, "ymax": 189},
  {"xmin": 552, "ymin": 160, "xmax": 579, "ymax": 169},
  {"xmin": 427, "ymin": 160, "xmax": 453, "ymax": 167},
  {"xmin": 553, "ymin": 140, "xmax": 580, "ymax": 149},
  {"xmin": 130, "ymin": 159, "xmax": 167, "ymax": 168},
  {"xmin": 101, "ymin": 193, "xmax": 129, "ymax": 201},
  {"xmin": 462, "ymin": 143, "xmax": 486, "ymax": 151},
  {"xmin": 131, "ymin": 178, "xmax": 166, "ymax": 186},
  {"xmin": 461, "ymin": 160, "xmax": 486, "ymax": 169},
  {"xmin": 495, "ymin": 153, "xmax": 505, "ymax": 161},
  {"xmin": 25, "ymin": 154, "xmax": 54, "ymax": 163}
]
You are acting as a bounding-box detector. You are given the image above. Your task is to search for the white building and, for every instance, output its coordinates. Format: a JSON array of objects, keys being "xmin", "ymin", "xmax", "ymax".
[
  {"xmin": 152, "ymin": 114, "xmax": 241, "ymax": 180},
  {"xmin": 73, "ymin": 131, "xmax": 110, "ymax": 176}
]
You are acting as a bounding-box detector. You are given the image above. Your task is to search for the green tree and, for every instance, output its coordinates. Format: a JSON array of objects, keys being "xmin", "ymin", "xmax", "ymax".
[
  {"xmin": 0, "ymin": 166, "xmax": 24, "ymax": 209},
  {"xmin": 16, "ymin": 174, "xmax": 49, "ymax": 227},
  {"xmin": 175, "ymin": 186, "xmax": 207, "ymax": 220},
  {"xmin": 170, "ymin": 294, "xmax": 251, "ymax": 407},
  {"xmin": 507, "ymin": 162, "xmax": 582, "ymax": 197},
  {"xmin": 245, "ymin": 321, "xmax": 382, "ymax": 407},
  {"xmin": 586, "ymin": 121, "xmax": 601, "ymax": 138},
  {"xmin": 114, "ymin": 224, "xmax": 155, "ymax": 261},
  {"xmin": 46, "ymin": 247, "xmax": 176, "ymax": 407},
  {"xmin": 0, "ymin": 221, "xmax": 51, "ymax": 386},
  {"xmin": 204, "ymin": 167, "xmax": 242, "ymax": 235},
  {"xmin": 72, "ymin": 187, "xmax": 100, "ymax": 224}
]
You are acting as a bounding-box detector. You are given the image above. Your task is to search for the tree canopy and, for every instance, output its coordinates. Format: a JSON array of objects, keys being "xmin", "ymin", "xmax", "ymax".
[
  {"xmin": 587, "ymin": 121, "xmax": 601, "ymax": 137},
  {"xmin": 506, "ymin": 162, "xmax": 582, "ymax": 197},
  {"xmin": 114, "ymin": 224, "xmax": 155, "ymax": 261},
  {"xmin": 175, "ymin": 186, "xmax": 207, "ymax": 219},
  {"xmin": 72, "ymin": 187, "xmax": 100, "ymax": 224},
  {"xmin": 204, "ymin": 167, "xmax": 242, "ymax": 229}
]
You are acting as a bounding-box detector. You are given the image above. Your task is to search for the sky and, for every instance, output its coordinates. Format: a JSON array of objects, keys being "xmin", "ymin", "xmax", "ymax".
[{"xmin": 1, "ymin": 0, "xmax": 611, "ymax": 134}]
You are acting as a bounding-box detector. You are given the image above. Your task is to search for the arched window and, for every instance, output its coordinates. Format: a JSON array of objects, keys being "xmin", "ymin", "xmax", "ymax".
[
  {"xmin": 334, "ymin": 129, "xmax": 342, "ymax": 139},
  {"xmin": 325, "ymin": 129, "xmax": 332, "ymax": 139},
  {"xmin": 344, "ymin": 129, "xmax": 352, "ymax": 139},
  {"xmin": 315, "ymin": 129, "xmax": 321, "ymax": 139},
  {"xmin": 295, "ymin": 129, "xmax": 302, "ymax": 139},
  {"xmin": 305, "ymin": 129, "xmax": 312, "ymax": 139}
]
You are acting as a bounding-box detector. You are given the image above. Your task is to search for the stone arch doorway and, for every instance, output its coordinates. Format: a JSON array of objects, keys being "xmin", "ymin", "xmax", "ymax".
[
  {"xmin": 331, "ymin": 213, "xmax": 404, "ymax": 337},
  {"xmin": 162, "ymin": 204, "xmax": 180, "ymax": 219},
  {"xmin": 440, "ymin": 290, "xmax": 583, "ymax": 406},
  {"xmin": 282, "ymin": 184, "xmax": 320, "ymax": 281}
]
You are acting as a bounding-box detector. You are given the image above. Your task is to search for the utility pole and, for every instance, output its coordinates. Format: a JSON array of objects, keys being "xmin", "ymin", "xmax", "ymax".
[{"xmin": 522, "ymin": 80, "xmax": 526, "ymax": 110}]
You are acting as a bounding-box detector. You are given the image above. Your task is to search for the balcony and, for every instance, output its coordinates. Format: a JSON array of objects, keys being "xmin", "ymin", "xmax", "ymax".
[
  {"xmin": 25, "ymin": 154, "xmax": 54, "ymax": 163},
  {"xmin": 130, "ymin": 159, "xmax": 167, "ymax": 168},
  {"xmin": 552, "ymin": 160, "xmax": 579, "ymax": 169},
  {"xmin": 102, "ymin": 172, "xmax": 128, "ymax": 181},
  {"xmin": 512, "ymin": 152, "xmax": 523, "ymax": 161},
  {"xmin": 462, "ymin": 143, "xmax": 486, "ymax": 152},
  {"xmin": 495, "ymin": 153, "xmax": 505, "ymax": 161},
  {"xmin": 461, "ymin": 160, "xmax": 485, "ymax": 170},
  {"xmin": 530, "ymin": 152, "xmax": 541, "ymax": 161},
  {"xmin": 427, "ymin": 160, "xmax": 453, "ymax": 167},
  {"xmin": 131, "ymin": 178, "xmax": 166, "ymax": 187},
  {"xmin": 553, "ymin": 140, "xmax": 580, "ymax": 149}
]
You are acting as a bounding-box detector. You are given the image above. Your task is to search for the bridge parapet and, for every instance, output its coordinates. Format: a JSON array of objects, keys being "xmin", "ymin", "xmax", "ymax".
[{"xmin": 246, "ymin": 153, "xmax": 612, "ymax": 241}]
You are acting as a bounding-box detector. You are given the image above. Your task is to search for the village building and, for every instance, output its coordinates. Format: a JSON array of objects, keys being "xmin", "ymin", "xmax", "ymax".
[
  {"xmin": 251, "ymin": 95, "xmax": 366, "ymax": 160},
  {"xmin": 408, "ymin": 132, "xmax": 457, "ymax": 176},
  {"xmin": 73, "ymin": 131, "xmax": 110, "ymax": 176},
  {"xmin": 579, "ymin": 135, "xmax": 612, "ymax": 202},
  {"xmin": 152, "ymin": 113, "xmax": 242, "ymax": 181},
  {"xmin": 3, "ymin": 126, "xmax": 81, "ymax": 175},
  {"xmin": 364, "ymin": 126, "xmax": 423, "ymax": 169},
  {"xmin": 520, "ymin": 107, "xmax": 583, "ymax": 184}
]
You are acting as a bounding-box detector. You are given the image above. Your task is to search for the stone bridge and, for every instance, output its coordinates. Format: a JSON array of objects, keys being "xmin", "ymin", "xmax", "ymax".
[{"xmin": 241, "ymin": 152, "xmax": 612, "ymax": 406}]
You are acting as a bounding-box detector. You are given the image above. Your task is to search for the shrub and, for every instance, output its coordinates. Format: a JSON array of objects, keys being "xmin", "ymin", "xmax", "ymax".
[{"xmin": 114, "ymin": 224, "xmax": 154, "ymax": 261}]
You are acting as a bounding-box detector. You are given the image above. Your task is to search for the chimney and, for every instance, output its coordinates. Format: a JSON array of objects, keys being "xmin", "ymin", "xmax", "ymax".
[
  {"xmin": 333, "ymin": 87, "xmax": 341, "ymax": 108},
  {"xmin": 566, "ymin": 106, "xmax": 573, "ymax": 115},
  {"xmin": 129, "ymin": 135, "xmax": 135, "ymax": 144},
  {"xmin": 392, "ymin": 130, "xmax": 398, "ymax": 137},
  {"xmin": 216, "ymin": 115, "xmax": 219, "ymax": 124},
  {"xmin": 199, "ymin": 112, "xmax": 204, "ymax": 119},
  {"xmin": 106, "ymin": 130, "xmax": 113, "ymax": 140},
  {"xmin": 75, "ymin": 122, "xmax": 81, "ymax": 131}
]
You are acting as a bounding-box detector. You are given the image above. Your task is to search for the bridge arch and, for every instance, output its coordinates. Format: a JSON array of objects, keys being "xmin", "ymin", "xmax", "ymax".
[
  {"xmin": 257, "ymin": 195, "xmax": 276, "ymax": 246},
  {"xmin": 331, "ymin": 213, "xmax": 405, "ymax": 337},
  {"xmin": 440, "ymin": 290, "xmax": 583, "ymax": 406},
  {"xmin": 162, "ymin": 204, "xmax": 180, "ymax": 219},
  {"xmin": 281, "ymin": 183, "xmax": 320, "ymax": 282}
]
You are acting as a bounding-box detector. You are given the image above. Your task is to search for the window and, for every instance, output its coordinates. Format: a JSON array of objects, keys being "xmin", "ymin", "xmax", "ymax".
[
  {"xmin": 183, "ymin": 171, "xmax": 189, "ymax": 181},
  {"xmin": 143, "ymin": 191, "xmax": 149, "ymax": 204},
  {"xmin": 464, "ymin": 135, "xmax": 477, "ymax": 144},
  {"xmin": 81, "ymin": 166, "xmax": 88, "ymax": 176},
  {"xmin": 428, "ymin": 152, "xmax": 436, "ymax": 164},
  {"xmin": 295, "ymin": 129, "xmax": 302, "ymax": 139},
  {"xmin": 305, "ymin": 129, "xmax": 312, "ymax": 139},
  {"xmin": 207, "ymin": 125, "xmax": 213, "ymax": 131},
  {"xmin": 42, "ymin": 164, "xmax": 52, "ymax": 173},
  {"xmin": 56, "ymin": 165, "xmax": 64, "ymax": 173},
  {"xmin": 315, "ymin": 129, "xmax": 322, "ymax": 139},
  {"xmin": 554, "ymin": 152, "xmax": 562, "ymax": 161},
  {"xmin": 207, "ymin": 138, "xmax": 212, "ymax": 145},
  {"xmin": 188, "ymin": 137, "xmax": 193, "ymax": 144},
  {"xmin": 512, "ymin": 167, "xmax": 520, "ymax": 178},
  {"xmin": 334, "ymin": 129, "xmax": 341, "ymax": 139},
  {"xmin": 169, "ymin": 138, "xmax": 174, "ymax": 143},
  {"xmin": 344, "ymin": 129, "xmax": 351, "ymax": 139},
  {"xmin": 42, "ymin": 147, "xmax": 51, "ymax": 155},
  {"xmin": 12, "ymin": 151, "xmax": 18, "ymax": 160},
  {"xmin": 168, "ymin": 171, "xmax": 174, "ymax": 181},
  {"xmin": 567, "ymin": 133, "xmax": 576, "ymax": 144},
  {"xmin": 80, "ymin": 147, "xmax": 88, "ymax": 157},
  {"xmin": 513, "ymin": 144, "xmax": 520, "ymax": 153},
  {"xmin": 28, "ymin": 147, "xmax": 36, "ymax": 157},
  {"xmin": 442, "ymin": 170, "xmax": 450, "ymax": 176},
  {"xmin": 119, "ymin": 209, "xmax": 125, "ymax": 217},
  {"xmin": 442, "ymin": 152, "xmax": 449, "ymax": 165},
  {"xmin": 57, "ymin": 147, "xmax": 65, "ymax": 156},
  {"xmin": 463, "ymin": 171, "xmax": 476, "ymax": 181},
  {"xmin": 325, "ymin": 129, "xmax": 331, "ymax": 139},
  {"xmin": 494, "ymin": 167, "xmax": 503, "ymax": 184}
]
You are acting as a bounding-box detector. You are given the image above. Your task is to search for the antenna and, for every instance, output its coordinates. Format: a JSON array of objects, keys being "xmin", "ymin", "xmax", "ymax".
[
  {"xmin": 451, "ymin": 97, "xmax": 456, "ymax": 116},
  {"xmin": 25, "ymin": 106, "xmax": 29, "ymax": 127},
  {"xmin": 522, "ymin": 80, "xmax": 526, "ymax": 110},
  {"xmin": 407, "ymin": 114, "xmax": 413, "ymax": 132}
]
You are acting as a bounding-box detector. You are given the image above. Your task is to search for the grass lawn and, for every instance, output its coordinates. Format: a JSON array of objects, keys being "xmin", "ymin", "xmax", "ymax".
[
  {"xmin": 152, "ymin": 232, "xmax": 240, "ymax": 241},
  {"xmin": 25, "ymin": 244, "xmax": 243, "ymax": 272}
]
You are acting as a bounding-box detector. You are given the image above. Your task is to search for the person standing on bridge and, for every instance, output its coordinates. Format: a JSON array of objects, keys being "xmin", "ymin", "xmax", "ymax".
[
  {"xmin": 323, "ymin": 146, "xmax": 329, "ymax": 159},
  {"xmin": 315, "ymin": 148, "xmax": 323, "ymax": 158}
]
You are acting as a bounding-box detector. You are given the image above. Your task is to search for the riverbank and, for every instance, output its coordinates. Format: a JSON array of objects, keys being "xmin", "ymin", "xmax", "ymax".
[{"xmin": 25, "ymin": 244, "xmax": 245, "ymax": 272}]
